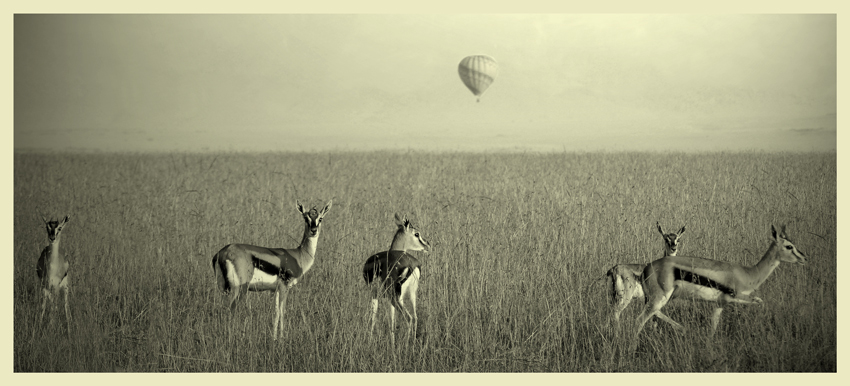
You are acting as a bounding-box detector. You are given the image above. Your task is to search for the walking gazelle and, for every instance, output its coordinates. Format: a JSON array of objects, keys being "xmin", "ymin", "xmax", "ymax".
[
  {"xmin": 212, "ymin": 200, "xmax": 332, "ymax": 340},
  {"xmin": 632, "ymin": 224, "xmax": 807, "ymax": 349},
  {"xmin": 363, "ymin": 214, "xmax": 431, "ymax": 344},
  {"xmin": 37, "ymin": 215, "xmax": 72, "ymax": 334},
  {"xmin": 606, "ymin": 222, "xmax": 685, "ymax": 324}
]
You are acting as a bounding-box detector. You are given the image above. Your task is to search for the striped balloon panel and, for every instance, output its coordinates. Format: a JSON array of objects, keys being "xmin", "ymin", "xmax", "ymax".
[{"xmin": 458, "ymin": 55, "xmax": 499, "ymax": 97}]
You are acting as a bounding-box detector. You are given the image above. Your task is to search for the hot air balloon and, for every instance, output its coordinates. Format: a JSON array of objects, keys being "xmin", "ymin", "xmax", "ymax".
[{"xmin": 458, "ymin": 55, "xmax": 498, "ymax": 102}]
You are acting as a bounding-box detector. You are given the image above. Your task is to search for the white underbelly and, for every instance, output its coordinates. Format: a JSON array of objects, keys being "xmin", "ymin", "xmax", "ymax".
[
  {"xmin": 673, "ymin": 281, "xmax": 724, "ymax": 302},
  {"xmin": 400, "ymin": 268, "xmax": 420, "ymax": 294},
  {"xmin": 48, "ymin": 276, "xmax": 64, "ymax": 290},
  {"xmin": 248, "ymin": 270, "xmax": 279, "ymax": 291}
]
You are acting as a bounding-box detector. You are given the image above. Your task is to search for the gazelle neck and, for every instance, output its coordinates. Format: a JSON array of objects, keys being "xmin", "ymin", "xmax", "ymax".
[
  {"xmin": 745, "ymin": 241, "xmax": 783, "ymax": 289},
  {"xmin": 293, "ymin": 228, "xmax": 320, "ymax": 275},
  {"xmin": 299, "ymin": 229, "xmax": 320, "ymax": 258},
  {"xmin": 389, "ymin": 232, "xmax": 410, "ymax": 252},
  {"xmin": 47, "ymin": 238, "xmax": 63, "ymax": 263}
]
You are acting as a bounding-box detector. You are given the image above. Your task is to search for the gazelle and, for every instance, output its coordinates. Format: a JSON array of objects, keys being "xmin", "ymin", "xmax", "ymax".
[
  {"xmin": 212, "ymin": 200, "xmax": 332, "ymax": 340},
  {"xmin": 606, "ymin": 222, "xmax": 685, "ymax": 323},
  {"xmin": 634, "ymin": 224, "xmax": 807, "ymax": 344},
  {"xmin": 363, "ymin": 214, "xmax": 431, "ymax": 344},
  {"xmin": 37, "ymin": 215, "xmax": 72, "ymax": 334}
]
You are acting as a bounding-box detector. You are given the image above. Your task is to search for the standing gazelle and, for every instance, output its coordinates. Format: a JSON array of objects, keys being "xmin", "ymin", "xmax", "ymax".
[
  {"xmin": 212, "ymin": 200, "xmax": 332, "ymax": 340},
  {"xmin": 606, "ymin": 222, "xmax": 685, "ymax": 323},
  {"xmin": 37, "ymin": 215, "xmax": 72, "ymax": 334},
  {"xmin": 363, "ymin": 214, "xmax": 431, "ymax": 343},
  {"xmin": 634, "ymin": 224, "xmax": 807, "ymax": 346}
]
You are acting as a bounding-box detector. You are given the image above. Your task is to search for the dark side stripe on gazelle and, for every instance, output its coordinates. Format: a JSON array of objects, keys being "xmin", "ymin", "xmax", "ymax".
[
  {"xmin": 363, "ymin": 251, "xmax": 422, "ymax": 291},
  {"xmin": 252, "ymin": 254, "xmax": 302, "ymax": 281},
  {"xmin": 673, "ymin": 267, "xmax": 737, "ymax": 296}
]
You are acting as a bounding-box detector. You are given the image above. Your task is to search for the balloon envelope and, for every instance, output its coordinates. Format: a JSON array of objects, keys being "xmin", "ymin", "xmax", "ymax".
[{"xmin": 458, "ymin": 55, "xmax": 498, "ymax": 99}]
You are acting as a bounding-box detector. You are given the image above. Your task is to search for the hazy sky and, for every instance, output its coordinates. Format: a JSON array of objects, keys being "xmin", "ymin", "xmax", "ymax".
[{"xmin": 13, "ymin": 14, "xmax": 837, "ymax": 152}]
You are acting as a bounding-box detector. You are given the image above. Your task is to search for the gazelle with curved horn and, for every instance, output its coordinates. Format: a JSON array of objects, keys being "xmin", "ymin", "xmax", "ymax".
[
  {"xmin": 606, "ymin": 222, "xmax": 685, "ymax": 323},
  {"xmin": 37, "ymin": 215, "xmax": 72, "ymax": 334},
  {"xmin": 363, "ymin": 214, "xmax": 431, "ymax": 343},
  {"xmin": 633, "ymin": 224, "xmax": 807, "ymax": 346},
  {"xmin": 212, "ymin": 200, "xmax": 332, "ymax": 340}
]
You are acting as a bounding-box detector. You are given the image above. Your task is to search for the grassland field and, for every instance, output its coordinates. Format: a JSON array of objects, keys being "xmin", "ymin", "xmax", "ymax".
[{"xmin": 13, "ymin": 151, "xmax": 836, "ymax": 372}]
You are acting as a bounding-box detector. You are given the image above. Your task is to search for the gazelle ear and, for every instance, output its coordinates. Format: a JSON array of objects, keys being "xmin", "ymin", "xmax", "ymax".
[
  {"xmin": 321, "ymin": 200, "xmax": 333, "ymax": 215},
  {"xmin": 41, "ymin": 215, "xmax": 48, "ymax": 224},
  {"xmin": 394, "ymin": 213, "xmax": 406, "ymax": 228},
  {"xmin": 296, "ymin": 200, "xmax": 305, "ymax": 215},
  {"xmin": 656, "ymin": 222, "xmax": 664, "ymax": 235},
  {"xmin": 771, "ymin": 224, "xmax": 779, "ymax": 240},
  {"xmin": 62, "ymin": 215, "xmax": 70, "ymax": 224},
  {"xmin": 678, "ymin": 226, "xmax": 686, "ymax": 236}
]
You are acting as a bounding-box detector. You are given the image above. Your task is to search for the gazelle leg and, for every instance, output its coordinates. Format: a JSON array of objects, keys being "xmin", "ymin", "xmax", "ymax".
[
  {"xmin": 224, "ymin": 261, "xmax": 243, "ymax": 312},
  {"xmin": 62, "ymin": 278, "xmax": 71, "ymax": 334},
  {"xmin": 635, "ymin": 292, "xmax": 678, "ymax": 339},
  {"xmin": 273, "ymin": 289, "xmax": 281, "ymax": 340},
  {"xmin": 39, "ymin": 288, "xmax": 50, "ymax": 324},
  {"xmin": 723, "ymin": 293, "xmax": 763, "ymax": 305},
  {"xmin": 227, "ymin": 285, "xmax": 242, "ymax": 312},
  {"xmin": 655, "ymin": 311, "xmax": 684, "ymax": 330},
  {"xmin": 408, "ymin": 281, "xmax": 419, "ymax": 339},
  {"xmin": 634, "ymin": 309, "xmax": 656, "ymax": 339},
  {"xmin": 631, "ymin": 299, "xmax": 675, "ymax": 353},
  {"xmin": 399, "ymin": 303, "xmax": 413, "ymax": 341},
  {"xmin": 274, "ymin": 286, "xmax": 290, "ymax": 341},
  {"xmin": 607, "ymin": 274, "xmax": 619, "ymax": 322},
  {"xmin": 369, "ymin": 285, "xmax": 380, "ymax": 337},
  {"xmin": 369, "ymin": 297, "xmax": 379, "ymax": 337},
  {"xmin": 389, "ymin": 299, "xmax": 396, "ymax": 345},
  {"xmin": 614, "ymin": 286, "xmax": 634, "ymax": 324},
  {"xmin": 707, "ymin": 294, "xmax": 762, "ymax": 337},
  {"xmin": 709, "ymin": 306, "xmax": 724, "ymax": 337},
  {"xmin": 611, "ymin": 275, "xmax": 628, "ymax": 323},
  {"xmin": 391, "ymin": 294, "xmax": 413, "ymax": 342},
  {"xmin": 50, "ymin": 290, "xmax": 59, "ymax": 327}
]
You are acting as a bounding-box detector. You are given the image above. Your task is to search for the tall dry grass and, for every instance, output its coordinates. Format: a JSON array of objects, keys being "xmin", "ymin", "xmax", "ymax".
[{"xmin": 13, "ymin": 151, "xmax": 836, "ymax": 372}]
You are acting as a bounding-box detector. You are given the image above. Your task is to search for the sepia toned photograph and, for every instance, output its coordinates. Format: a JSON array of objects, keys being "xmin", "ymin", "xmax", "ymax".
[{"xmin": 13, "ymin": 13, "xmax": 836, "ymax": 372}]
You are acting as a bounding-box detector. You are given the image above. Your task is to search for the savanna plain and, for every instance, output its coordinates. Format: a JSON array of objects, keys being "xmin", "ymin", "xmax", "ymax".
[{"xmin": 13, "ymin": 151, "xmax": 836, "ymax": 372}]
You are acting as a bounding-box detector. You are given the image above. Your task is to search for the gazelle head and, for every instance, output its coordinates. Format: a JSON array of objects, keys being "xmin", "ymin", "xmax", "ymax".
[
  {"xmin": 391, "ymin": 213, "xmax": 431, "ymax": 253},
  {"xmin": 772, "ymin": 224, "xmax": 807, "ymax": 265},
  {"xmin": 656, "ymin": 222, "xmax": 685, "ymax": 256},
  {"xmin": 296, "ymin": 200, "xmax": 332, "ymax": 237},
  {"xmin": 42, "ymin": 215, "xmax": 70, "ymax": 242}
]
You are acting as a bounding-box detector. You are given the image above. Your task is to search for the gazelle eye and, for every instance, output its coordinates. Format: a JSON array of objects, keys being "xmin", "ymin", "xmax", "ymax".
[
  {"xmin": 785, "ymin": 245, "xmax": 793, "ymax": 250},
  {"xmin": 415, "ymin": 233, "xmax": 420, "ymax": 237}
]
